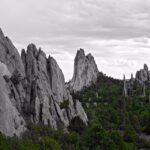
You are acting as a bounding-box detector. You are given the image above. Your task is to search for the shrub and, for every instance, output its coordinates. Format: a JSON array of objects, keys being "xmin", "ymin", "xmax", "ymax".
[
  {"xmin": 10, "ymin": 69, "xmax": 22, "ymax": 84},
  {"xmin": 68, "ymin": 116, "xmax": 86, "ymax": 134},
  {"xmin": 124, "ymin": 124, "xmax": 138, "ymax": 142},
  {"xmin": 60, "ymin": 100, "xmax": 69, "ymax": 109},
  {"xmin": 43, "ymin": 137, "xmax": 61, "ymax": 150}
]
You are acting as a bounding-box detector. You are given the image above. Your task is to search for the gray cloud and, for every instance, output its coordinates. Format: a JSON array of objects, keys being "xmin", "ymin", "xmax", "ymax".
[{"xmin": 0, "ymin": 0, "xmax": 150, "ymax": 80}]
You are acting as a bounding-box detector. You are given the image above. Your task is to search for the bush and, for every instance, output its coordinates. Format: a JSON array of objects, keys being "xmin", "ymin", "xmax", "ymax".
[
  {"xmin": 68, "ymin": 116, "xmax": 86, "ymax": 134},
  {"xmin": 85, "ymin": 124, "xmax": 117, "ymax": 150},
  {"xmin": 60, "ymin": 100, "xmax": 69, "ymax": 109},
  {"xmin": 124, "ymin": 124, "xmax": 138, "ymax": 142},
  {"xmin": 144, "ymin": 140, "xmax": 150, "ymax": 149},
  {"xmin": 43, "ymin": 137, "xmax": 61, "ymax": 150},
  {"xmin": 10, "ymin": 69, "xmax": 22, "ymax": 84}
]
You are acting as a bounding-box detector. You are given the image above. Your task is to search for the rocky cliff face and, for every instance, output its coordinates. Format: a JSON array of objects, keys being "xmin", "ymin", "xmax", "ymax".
[
  {"xmin": 123, "ymin": 64, "xmax": 150, "ymax": 97},
  {"xmin": 0, "ymin": 28, "xmax": 25, "ymax": 76},
  {"xmin": 0, "ymin": 29, "xmax": 26, "ymax": 136},
  {"xmin": 21, "ymin": 44, "xmax": 88, "ymax": 128},
  {"xmin": 68, "ymin": 49, "xmax": 99, "ymax": 93},
  {"xmin": 0, "ymin": 28, "xmax": 88, "ymax": 136},
  {"xmin": 136, "ymin": 64, "xmax": 150, "ymax": 82}
]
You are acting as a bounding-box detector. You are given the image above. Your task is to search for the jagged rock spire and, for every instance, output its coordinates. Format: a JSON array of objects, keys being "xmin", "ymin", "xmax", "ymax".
[
  {"xmin": 0, "ymin": 28, "xmax": 26, "ymax": 136},
  {"xmin": 136, "ymin": 64, "xmax": 150, "ymax": 82},
  {"xmin": 123, "ymin": 64, "xmax": 150, "ymax": 98},
  {"xmin": 0, "ymin": 28, "xmax": 4, "ymax": 38},
  {"xmin": 123, "ymin": 74, "xmax": 128, "ymax": 97},
  {"xmin": 68, "ymin": 48, "xmax": 99, "ymax": 92},
  {"xmin": 131, "ymin": 73, "xmax": 133, "ymax": 80},
  {"xmin": 0, "ymin": 28, "xmax": 88, "ymax": 136},
  {"xmin": 144, "ymin": 64, "xmax": 148, "ymax": 71},
  {"xmin": 0, "ymin": 28, "xmax": 25, "ymax": 76},
  {"xmin": 21, "ymin": 44, "xmax": 88, "ymax": 128}
]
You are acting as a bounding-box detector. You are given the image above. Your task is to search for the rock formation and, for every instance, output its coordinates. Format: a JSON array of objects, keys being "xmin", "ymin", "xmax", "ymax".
[
  {"xmin": 0, "ymin": 28, "xmax": 88, "ymax": 137},
  {"xmin": 123, "ymin": 75, "xmax": 128, "ymax": 97},
  {"xmin": 123, "ymin": 64, "xmax": 150, "ymax": 97},
  {"xmin": 68, "ymin": 49, "xmax": 99, "ymax": 93},
  {"xmin": 136, "ymin": 64, "xmax": 150, "ymax": 82},
  {"xmin": 0, "ymin": 28, "xmax": 25, "ymax": 76},
  {"xmin": 21, "ymin": 44, "xmax": 88, "ymax": 128},
  {"xmin": 0, "ymin": 28, "xmax": 26, "ymax": 136}
]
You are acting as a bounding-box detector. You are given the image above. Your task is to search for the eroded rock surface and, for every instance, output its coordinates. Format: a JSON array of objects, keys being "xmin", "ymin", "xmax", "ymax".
[
  {"xmin": 0, "ymin": 28, "xmax": 25, "ymax": 76},
  {"xmin": 123, "ymin": 64, "xmax": 150, "ymax": 97},
  {"xmin": 0, "ymin": 29, "xmax": 26, "ymax": 136},
  {"xmin": 68, "ymin": 49, "xmax": 99, "ymax": 92},
  {"xmin": 0, "ymin": 28, "xmax": 88, "ymax": 136},
  {"xmin": 21, "ymin": 44, "xmax": 88, "ymax": 128},
  {"xmin": 136, "ymin": 64, "xmax": 150, "ymax": 82}
]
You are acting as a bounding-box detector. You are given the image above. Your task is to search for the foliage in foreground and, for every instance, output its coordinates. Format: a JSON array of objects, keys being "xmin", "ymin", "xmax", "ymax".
[{"xmin": 1, "ymin": 76, "xmax": 150, "ymax": 150}]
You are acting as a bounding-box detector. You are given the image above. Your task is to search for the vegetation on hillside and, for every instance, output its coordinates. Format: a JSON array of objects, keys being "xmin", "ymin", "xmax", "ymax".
[{"xmin": 1, "ymin": 73, "xmax": 150, "ymax": 150}]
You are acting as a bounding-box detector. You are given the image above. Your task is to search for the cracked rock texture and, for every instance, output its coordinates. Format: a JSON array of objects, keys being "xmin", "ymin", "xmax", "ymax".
[
  {"xmin": 68, "ymin": 49, "xmax": 99, "ymax": 92},
  {"xmin": 0, "ymin": 29, "xmax": 26, "ymax": 136},
  {"xmin": 136, "ymin": 64, "xmax": 150, "ymax": 82},
  {"xmin": 0, "ymin": 28, "xmax": 88, "ymax": 136},
  {"xmin": 123, "ymin": 64, "xmax": 150, "ymax": 97},
  {"xmin": 21, "ymin": 44, "xmax": 88, "ymax": 128}
]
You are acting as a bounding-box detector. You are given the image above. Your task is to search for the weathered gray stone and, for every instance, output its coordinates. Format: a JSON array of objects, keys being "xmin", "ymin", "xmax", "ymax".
[
  {"xmin": 68, "ymin": 49, "xmax": 99, "ymax": 92},
  {"xmin": 0, "ymin": 69, "xmax": 26, "ymax": 137},
  {"xmin": 0, "ymin": 28, "xmax": 26, "ymax": 136},
  {"xmin": 123, "ymin": 64, "xmax": 150, "ymax": 97},
  {"xmin": 0, "ymin": 62, "xmax": 11, "ymax": 77},
  {"xmin": 0, "ymin": 28, "xmax": 88, "ymax": 136},
  {"xmin": 123, "ymin": 75, "xmax": 128, "ymax": 97},
  {"xmin": 0, "ymin": 28, "xmax": 25, "ymax": 76},
  {"xmin": 136, "ymin": 64, "xmax": 150, "ymax": 82},
  {"xmin": 21, "ymin": 44, "xmax": 88, "ymax": 128}
]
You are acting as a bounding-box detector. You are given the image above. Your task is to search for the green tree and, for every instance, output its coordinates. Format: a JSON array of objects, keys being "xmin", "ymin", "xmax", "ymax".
[
  {"xmin": 43, "ymin": 137, "xmax": 61, "ymax": 150},
  {"xmin": 68, "ymin": 116, "xmax": 86, "ymax": 134},
  {"xmin": 124, "ymin": 124, "xmax": 138, "ymax": 142}
]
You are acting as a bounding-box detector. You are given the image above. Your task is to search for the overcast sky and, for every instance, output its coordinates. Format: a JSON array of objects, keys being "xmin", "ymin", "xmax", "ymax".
[{"xmin": 0, "ymin": 0, "xmax": 150, "ymax": 81}]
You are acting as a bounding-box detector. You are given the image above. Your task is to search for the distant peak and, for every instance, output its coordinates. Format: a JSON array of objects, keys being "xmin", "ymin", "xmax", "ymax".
[
  {"xmin": 0, "ymin": 28, "xmax": 5, "ymax": 38},
  {"xmin": 86, "ymin": 53, "xmax": 94, "ymax": 60},
  {"xmin": 68, "ymin": 49, "xmax": 99, "ymax": 92},
  {"xmin": 27, "ymin": 43, "xmax": 37, "ymax": 50},
  {"xmin": 76, "ymin": 48, "xmax": 85, "ymax": 57},
  {"xmin": 26, "ymin": 43, "xmax": 38, "ymax": 58},
  {"xmin": 136, "ymin": 64, "xmax": 150, "ymax": 82},
  {"xmin": 144, "ymin": 64, "xmax": 148, "ymax": 71},
  {"xmin": 123, "ymin": 74, "xmax": 126, "ymax": 80}
]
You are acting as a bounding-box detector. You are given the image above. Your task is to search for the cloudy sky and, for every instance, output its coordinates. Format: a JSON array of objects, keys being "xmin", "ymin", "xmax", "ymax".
[{"xmin": 0, "ymin": 0, "xmax": 150, "ymax": 81}]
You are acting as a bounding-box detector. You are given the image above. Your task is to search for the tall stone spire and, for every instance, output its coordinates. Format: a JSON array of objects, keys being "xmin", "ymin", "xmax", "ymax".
[
  {"xmin": 68, "ymin": 49, "xmax": 99, "ymax": 92},
  {"xmin": 142, "ymin": 83, "xmax": 146, "ymax": 97},
  {"xmin": 0, "ymin": 28, "xmax": 88, "ymax": 136},
  {"xmin": 123, "ymin": 74, "xmax": 128, "ymax": 97}
]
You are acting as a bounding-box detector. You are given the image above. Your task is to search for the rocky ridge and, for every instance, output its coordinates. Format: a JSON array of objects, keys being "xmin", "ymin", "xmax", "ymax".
[
  {"xmin": 0, "ymin": 28, "xmax": 88, "ymax": 137},
  {"xmin": 123, "ymin": 64, "xmax": 150, "ymax": 97},
  {"xmin": 0, "ymin": 28, "xmax": 26, "ymax": 136}
]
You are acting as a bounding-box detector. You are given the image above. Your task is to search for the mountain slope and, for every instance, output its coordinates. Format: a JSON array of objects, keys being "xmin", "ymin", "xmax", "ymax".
[{"xmin": 0, "ymin": 28, "xmax": 87, "ymax": 136}]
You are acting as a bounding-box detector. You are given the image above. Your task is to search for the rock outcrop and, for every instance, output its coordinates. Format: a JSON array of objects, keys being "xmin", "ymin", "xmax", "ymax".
[
  {"xmin": 68, "ymin": 49, "xmax": 99, "ymax": 92},
  {"xmin": 21, "ymin": 44, "xmax": 88, "ymax": 128},
  {"xmin": 0, "ymin": 74, "xmax": 26, "ymax": 137},
  {"xmin": 123, "ymin": 64, "xmax": 150, "ymax": 97},
  {"xmin": 0, "ymin": 28, "xmax": 88, "ymax": 137},
  {"xmin": 136, "ymin": 64, "xmax": 150, "ymax": 82},
  {"xmin": 0, "ymin": 29, "xmax": 26, "ymax": 136},
  {"xmin": 0, "ymin": 28, "xmax": 25, "ymax": 76}
]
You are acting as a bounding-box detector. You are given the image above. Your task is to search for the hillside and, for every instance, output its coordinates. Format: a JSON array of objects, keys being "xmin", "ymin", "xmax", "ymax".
[{"xmin": 0, "ymin": 28, "xmax": 150, "ymax": 150}]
